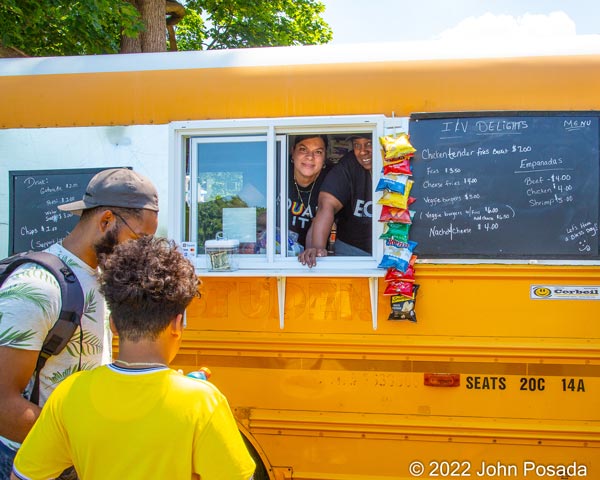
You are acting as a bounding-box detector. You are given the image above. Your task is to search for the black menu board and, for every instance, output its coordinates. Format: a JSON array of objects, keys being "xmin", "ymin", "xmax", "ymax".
[
  {"xmin": 9, "ymin": 168, "xmax": 115, "ymax": 254},
  {"xmin": 408, "ymin": 113, "xmax": 599, "ymax": 258}
]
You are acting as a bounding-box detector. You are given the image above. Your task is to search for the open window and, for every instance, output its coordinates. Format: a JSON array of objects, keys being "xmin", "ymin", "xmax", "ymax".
[{"xmin": 169, "ymin": 115, "xmax": 405, "ymax": 274}]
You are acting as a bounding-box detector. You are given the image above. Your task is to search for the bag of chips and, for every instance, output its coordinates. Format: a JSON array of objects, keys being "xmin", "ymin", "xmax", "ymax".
[
  {"xmin": 383, "ymin": 158, "xmax": 412, "ymax": 176},
  {"xmin": 388, "ymin": 284, "xmax": 419, "ymax": 322},
  {"xmin": 378, "ymin": 206, "xmax": 414, "ymax": 224},
  {"xmin": 379, "ymin": 133, "xmax": 416, "ymax": 160},
  {"xmin": 383, "ymin": 280, "xmax": 414, "ymax": 296},
  {"xmin": 375, "ymin": 173, "xmax": 410, "ymax": 194},
  {"xmin": 377, "ymin": 180, "xmax": 413, "ymax": 209},
  {"xmin": 382, "ymin": 153, "xmax": 415, "ymax": 167},
  {"xmin": 379, "ymin": 222, "xmax": 411, "ymax": 243},
  {"xmin": 384, "ymin": 264, "xmax": 415, "ymax": 282},
  {"xmin": 377, "ymin": 240, "xmax": 417, "ymax": 272}
]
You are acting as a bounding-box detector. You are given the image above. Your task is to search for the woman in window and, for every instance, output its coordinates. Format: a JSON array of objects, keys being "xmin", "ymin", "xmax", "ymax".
[{"xmin": 287, "ymin": 135, "xmax": 329, "ymax": 253}]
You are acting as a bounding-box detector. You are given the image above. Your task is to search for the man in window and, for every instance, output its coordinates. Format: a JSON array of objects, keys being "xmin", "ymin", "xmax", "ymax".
[{"xmin": 299, "ymin": 134, "xmax": 373, "ymax": 267}]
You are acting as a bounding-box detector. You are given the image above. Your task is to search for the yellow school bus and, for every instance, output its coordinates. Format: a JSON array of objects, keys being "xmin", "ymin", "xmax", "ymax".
[{"xmin": 1, "ymin": 41, "xmax": 599, "ymax": 479}]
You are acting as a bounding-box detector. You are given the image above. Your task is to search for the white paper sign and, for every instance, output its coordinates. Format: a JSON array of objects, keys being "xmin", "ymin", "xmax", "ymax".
[{"xmin": 223, "ymin": 208, "xmax": 256, "ymax": 243}]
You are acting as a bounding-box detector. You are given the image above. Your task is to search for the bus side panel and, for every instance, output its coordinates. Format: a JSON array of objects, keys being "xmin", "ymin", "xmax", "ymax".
[
  {"xmin": 4, "ymin": 55, "xmax": 600, "ymax": 128},
  {"xmin": 177, "ymin": 266, "xmax": 599, "ymax": 478}
]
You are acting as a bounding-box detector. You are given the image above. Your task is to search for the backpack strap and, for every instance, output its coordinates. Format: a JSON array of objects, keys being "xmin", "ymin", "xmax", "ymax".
[{"xmin": 0, "ymin": 251, "xmax": 84, "ymax": 405}]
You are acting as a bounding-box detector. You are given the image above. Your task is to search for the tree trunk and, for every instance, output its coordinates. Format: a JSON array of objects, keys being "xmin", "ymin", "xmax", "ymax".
[
  {"xmin": 120, "ymin": 0, "xmax": 166, "ymax": 53},
  {"xmin": 139, "ymin": 0, "xmax": 166, "ymax": 52},
  {"xmin": 121, "ymin": 0, "xmax": 142, "ymax": 53},
  {"xmin": 121, "ymin": 33, "xmax": 142, "ymax": 54}
]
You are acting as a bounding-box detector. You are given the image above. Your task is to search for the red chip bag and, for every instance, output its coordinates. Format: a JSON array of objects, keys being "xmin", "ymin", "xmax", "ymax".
[
  {"xmin": 383, "ymin": 158, "xmax": 412, "ymax": 176},
  {"xmin": 378, "ymin": 206, "xmax": 413, "ymax": 223},
  {"xmin": 385, "ymin": 265, "xmax": 415, "ymax": 282},
  {"xmin": 383, "ymin": 280, "xmax": 415, "ymax": 297}
]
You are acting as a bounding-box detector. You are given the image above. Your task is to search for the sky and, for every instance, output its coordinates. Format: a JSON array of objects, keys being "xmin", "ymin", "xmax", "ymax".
[{"xmin": 320, "ymin": 0, "xmax": 600, "ymax": 44}]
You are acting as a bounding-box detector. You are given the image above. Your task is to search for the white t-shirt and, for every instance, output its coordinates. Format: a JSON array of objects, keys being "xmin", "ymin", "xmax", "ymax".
[{"xmin": 0, "ymin": 243, "xmax": 109, "ymax": 450}]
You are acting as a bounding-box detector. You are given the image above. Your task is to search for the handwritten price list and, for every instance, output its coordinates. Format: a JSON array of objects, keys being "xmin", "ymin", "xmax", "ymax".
[
  {"xmin": 9, "ymin": 169, "xmax": 105, "ymax": 254},
  {"xmin": 408, "ymin": 116, "xmax": 599, "ymax": 257}
]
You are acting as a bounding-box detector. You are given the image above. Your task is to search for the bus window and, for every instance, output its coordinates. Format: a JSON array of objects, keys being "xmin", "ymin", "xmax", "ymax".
[{"xmin": 190, "ymin": 136, "xmax": 267, "ymax": 256}]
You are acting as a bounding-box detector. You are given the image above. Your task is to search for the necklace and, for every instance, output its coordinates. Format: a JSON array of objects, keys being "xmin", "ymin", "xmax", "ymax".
[
  {"xmin": 294, "ymin": 177, "xmax": 315, "ymax": 217},
  {"xmin": 113, "ymin": 359, "xmax": 168, "ymax": 368}
]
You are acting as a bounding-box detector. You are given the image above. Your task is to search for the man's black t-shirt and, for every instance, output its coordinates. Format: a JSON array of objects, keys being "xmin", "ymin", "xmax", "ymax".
[
  {"xmin": 320, "ymin": 151, "xmax": 372, "ymax": 253},
  {"xmin": 288, "ymin": 170, "xmax": 327, "ymax": 247}
]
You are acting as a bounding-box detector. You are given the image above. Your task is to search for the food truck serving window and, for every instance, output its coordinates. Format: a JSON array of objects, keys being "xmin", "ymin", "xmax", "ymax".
[
  {"xmin": 169, "ymin": 116, "xmax": 388, "ymax": 273},
  {"xmin": 170, "ymin": 112, "xmax": 600, "ymax": 274}
]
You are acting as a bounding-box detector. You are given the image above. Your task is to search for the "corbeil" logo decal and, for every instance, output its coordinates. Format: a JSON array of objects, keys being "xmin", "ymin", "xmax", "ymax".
[{"xmin": 530, "ymin": 285, "xmax": 600, "ymax": 300}]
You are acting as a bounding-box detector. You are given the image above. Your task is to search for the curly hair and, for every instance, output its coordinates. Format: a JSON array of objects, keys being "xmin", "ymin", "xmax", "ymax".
[{"xmin": 99, "ymin": 236, "xmax": 200, "ymax": 342}]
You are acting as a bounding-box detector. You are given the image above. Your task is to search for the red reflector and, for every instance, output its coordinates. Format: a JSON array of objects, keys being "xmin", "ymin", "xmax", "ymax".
[{"xmin": 424, "ymin": 373, "xmax": 460, "ymax": 387}]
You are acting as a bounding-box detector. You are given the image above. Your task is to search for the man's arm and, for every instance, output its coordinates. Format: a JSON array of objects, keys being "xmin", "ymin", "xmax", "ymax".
[
  {"xmin": 0, "ymin": 347, "xmax": 42, "ymax": 442},
  {"xmin": 299, "ymin": 192, "xmax": 342, "ymax": 268}
]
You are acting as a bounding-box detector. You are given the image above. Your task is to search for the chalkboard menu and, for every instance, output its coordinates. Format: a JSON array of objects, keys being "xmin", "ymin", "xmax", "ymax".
[
  {"xmin": 9, "ymin": 168, "xmax": 117, "ymax": 254},
  {"xmin": 408, "ymin": 113, "xmax": 600, "ymax": 258}
]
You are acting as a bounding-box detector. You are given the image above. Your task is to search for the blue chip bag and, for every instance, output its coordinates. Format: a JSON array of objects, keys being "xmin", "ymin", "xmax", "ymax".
[
  {"xmin": 375, "ymin": 174, "xmax": 410, "ymax": 194},
  {"xmin": 377, "ymin": 240, "xmax": 418, "ymax": 271}
]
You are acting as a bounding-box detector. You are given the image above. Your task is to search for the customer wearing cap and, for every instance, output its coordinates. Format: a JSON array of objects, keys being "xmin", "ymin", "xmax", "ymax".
[
  {"xmin": 0, "ymin": 168, "xmax": 159, "ymax": 480},
  {"xmin": 299, "ymin": 133, "xmax": 373, "ymax": 267}
]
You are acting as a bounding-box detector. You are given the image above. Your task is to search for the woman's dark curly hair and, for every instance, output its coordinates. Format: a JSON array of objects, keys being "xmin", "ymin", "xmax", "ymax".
[{"xmin": 99, "ymin": 236, "xmax": 199, "ymax": 342}]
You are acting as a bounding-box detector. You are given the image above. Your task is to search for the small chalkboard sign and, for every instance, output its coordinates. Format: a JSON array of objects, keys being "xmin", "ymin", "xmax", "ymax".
[
  {"xmin": 408, "ymin": 112, "xmax": 600, "ymax": 258},
  {"xmin": 9, "ymin": 168, "xmax": 121, "ymax": 255}
]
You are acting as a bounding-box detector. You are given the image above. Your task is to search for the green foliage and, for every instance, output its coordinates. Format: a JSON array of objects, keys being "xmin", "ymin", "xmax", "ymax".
[
  {"xmin": 172, "ymin": 7, "xmax": 206, "ymax": 50},
  {"xmin": 0, "ymin": 0, "xmax": 144, "ymax": 56},
  {"xmin": 177, "ymin": 0, "xmax": 332, "ymax": 50},
  {"xmin": 1, "ymin": 0, "xmax": 330, "ymax": 56}
]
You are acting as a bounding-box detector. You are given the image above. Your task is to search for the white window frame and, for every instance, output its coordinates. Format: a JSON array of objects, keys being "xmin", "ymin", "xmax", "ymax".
[{"xmin": 169, "ymin": 114, "xmax": 408, "ymax": 277}]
